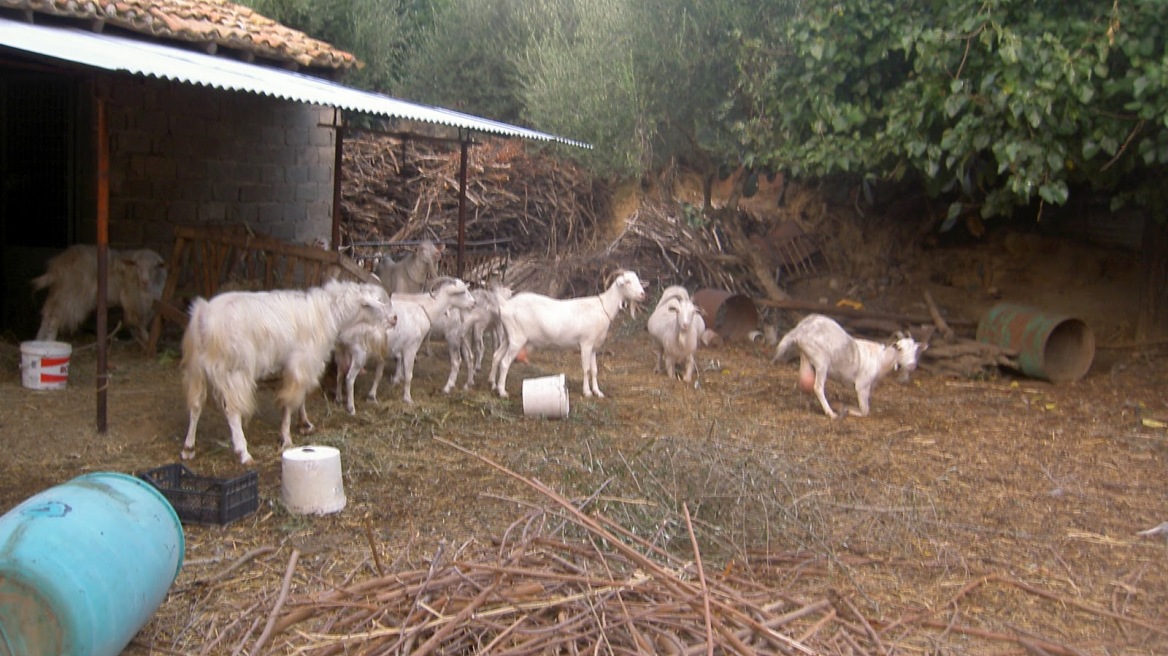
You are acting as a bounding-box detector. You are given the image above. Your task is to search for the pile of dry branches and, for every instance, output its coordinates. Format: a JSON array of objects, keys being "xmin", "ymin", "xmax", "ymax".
[
  {"xmin": 259, "ymin": 441, "xmax": 842, "ymax": 655},
  {"xmin": 338, "ymin": 133, "xmax": 777, "ymax": 297},
  {"xmin": 339, "ymin": 133, "xmax": 1009, "ymax": 369},
  {"xmin": 340, "ymin": 136, "xmax": 605, "ymax": 261},
  {"xmin": 165, "ymin": 440, "xmax": 1161, "ymax": 656}
]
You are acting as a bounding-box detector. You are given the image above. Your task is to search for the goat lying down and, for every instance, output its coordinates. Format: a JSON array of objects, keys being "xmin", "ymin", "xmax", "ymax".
[
  {"xmin": 772, "ymin": 314, "xmax": 925, "ymax": 418},
  {"xmin": 489, "ymin": 270, "xmax": 647, "ymax": 399}
]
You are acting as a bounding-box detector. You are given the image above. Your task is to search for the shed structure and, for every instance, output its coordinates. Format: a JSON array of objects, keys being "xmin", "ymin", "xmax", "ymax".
[{"xmin": 0, "ymin": 0, "xmax": 586, "ymax": 430}]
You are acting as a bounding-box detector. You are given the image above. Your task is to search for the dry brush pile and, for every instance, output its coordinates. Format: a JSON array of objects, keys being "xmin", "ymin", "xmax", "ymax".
[
  {"xmin": 141, "ymin": 438, "xmax": 1166, "ymax": 656},
  {"xmin": 338, "ymin": 133, "xmax": 808, "ymax": 297}
]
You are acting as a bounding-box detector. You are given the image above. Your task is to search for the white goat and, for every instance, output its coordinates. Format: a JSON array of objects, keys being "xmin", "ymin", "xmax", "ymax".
[
  {"xmin": 31, "ymin": 245, "xmax": 167, "ymax": 346},
  {"xmin": 489, "ymin": 270, "xmax": 647, "ymax": 399},
  {"xmin": 647, "ymin": 294, "xmax": 705, "ymax": 384},
  {"xmin": 339, "ymin": 277, "xmax": 476, "ymax": 406},
  {"xmin": 332, "ymin": 304, "xmax": 399, "ymax": 415},
  {"xmin": 181, "ymin": 281, "xmax": 393, "ymax": 464},
  {"xmin": 656, "ymin": 284, "xmax": 691, "ymax": 308},
  {"xmin": 374, "ymin": 240, "xmax": 444, "ymax": 295},
  {"xmin": 459, "ymin": 282, "xmax": 514, "ymax": 389},
  {"xmin": 772, "ymin": 314, "xmax": 925, "ymax": 418}
]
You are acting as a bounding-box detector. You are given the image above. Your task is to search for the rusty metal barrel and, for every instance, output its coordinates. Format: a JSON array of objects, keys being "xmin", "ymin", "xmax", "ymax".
[
  {"xmin": 976, "ymin": 303, "xmax": 1095, "ymax": 383},
  {"xmin": 692, "ymin": 289, "xmax": 759, "ymax": 342}
]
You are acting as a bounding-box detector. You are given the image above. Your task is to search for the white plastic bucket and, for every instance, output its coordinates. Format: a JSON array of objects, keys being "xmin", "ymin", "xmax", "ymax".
[
  {"xmin": 20, "ymin": 341, "xmax": 72, "ymax": 390},
  {"xmin": 522, "ymin": 373, "xmax": 570, "ymax": 419},
  {"xmin": 281, "ymin": 446, "xmax": 346, "ymax": 515}
]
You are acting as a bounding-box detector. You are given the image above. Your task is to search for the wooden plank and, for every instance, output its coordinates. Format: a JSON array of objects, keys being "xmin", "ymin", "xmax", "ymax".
[
  {"xmin": 755, "ymin": 297, "xmax": 977, "ymax": 330},
  {"xmin": 146, "ymin": 234, "xmax": 187, "ymax": 358},
  {"xmin": 148, "ymin": 226, "xmax": 380, "ymax": 353}
]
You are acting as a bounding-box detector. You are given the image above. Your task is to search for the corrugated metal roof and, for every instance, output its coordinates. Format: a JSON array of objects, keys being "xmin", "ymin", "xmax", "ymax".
[{"xmin": 0, "ymin": 20, "xmax": 591, "ymax": 148}]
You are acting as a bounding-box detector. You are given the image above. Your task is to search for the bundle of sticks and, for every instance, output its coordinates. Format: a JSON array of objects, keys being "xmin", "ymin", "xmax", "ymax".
[{"xmin": 192, "ymin": 440, "xmax": 1151, "ymax": 656}]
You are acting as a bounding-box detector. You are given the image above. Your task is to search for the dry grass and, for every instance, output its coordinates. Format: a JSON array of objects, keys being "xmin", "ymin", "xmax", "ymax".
[{"xmin": 1, "ymin": 316, "xmax": 1166, "ymax": 654}]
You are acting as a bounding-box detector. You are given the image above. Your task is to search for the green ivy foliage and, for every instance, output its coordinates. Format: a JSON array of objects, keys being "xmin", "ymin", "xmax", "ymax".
[{"xmin": 738, "ymin": 0, "xmax": 1168, "ymax": 222}]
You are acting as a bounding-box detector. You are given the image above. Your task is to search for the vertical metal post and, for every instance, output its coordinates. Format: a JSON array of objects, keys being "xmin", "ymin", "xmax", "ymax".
[
  {"xmin": 95, "ymin": 88, "xmax": 110, "ymax": 433},
  {"xmin": 331, "ymin": 114, "xmax": 344, "ymax": 252},
  {"xmin": 457, "ymin": 133, "xmax": 469, "ymax": 278}
]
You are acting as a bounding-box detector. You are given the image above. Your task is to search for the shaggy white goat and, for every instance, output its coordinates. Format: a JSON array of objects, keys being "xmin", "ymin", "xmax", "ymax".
[
  {"xmin": 32, "ymin": 245, "xmax": 167, "ymax": 347},
  {"xmin": 647, "ymin": 294, "xmax": 705, "ymax": 384},
  {"xmin": 181, "ymin": 281, "xmax": 393, "ymax": 464},
  {"xmin": 341, "ymin": 277, "xmax": 476, "ymax": 406},
  {"xmin": 772, "ymin": 313, "xmax": 925, "ymax": 418},
  {"xmin": 488, "ymin": 270, "xmax": 647, "ymax": 398}
]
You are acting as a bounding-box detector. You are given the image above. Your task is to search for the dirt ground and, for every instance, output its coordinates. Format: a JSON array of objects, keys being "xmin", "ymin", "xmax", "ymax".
[{"xmin": 1, "ymin": 225, "xmax": 1167, "ymax": 654}]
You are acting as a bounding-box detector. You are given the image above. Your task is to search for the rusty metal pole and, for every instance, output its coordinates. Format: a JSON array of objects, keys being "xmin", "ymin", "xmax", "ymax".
[
  {"xmin": 95, "ymin": 87, "xmax": 110, "ymax": 433},
  {"xmin": 457, "ymin": 132, "xmax": 468, "ymax": 278}
]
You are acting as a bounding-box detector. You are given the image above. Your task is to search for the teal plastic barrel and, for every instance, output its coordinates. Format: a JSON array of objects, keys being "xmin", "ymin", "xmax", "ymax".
[
  {"xmin": 0, "ymin": 472, "xmax": 185, "ymax": 656},
  {"xmin": 976, "ymin": 303, "xmax": 1095, "ymax": 383}
]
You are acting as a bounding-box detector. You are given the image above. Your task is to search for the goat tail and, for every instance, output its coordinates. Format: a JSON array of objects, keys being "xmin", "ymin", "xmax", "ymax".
[
  {"xmin": 771, "ymin": 331, "xmax": 796, "ymax": 365},
  {"xmin": 29, "ymin": 272, "xmax": 53, "ymax": 293},
  {"xmin": 181, "ymin": 298, "xmax": 210, "ymax": 411}
]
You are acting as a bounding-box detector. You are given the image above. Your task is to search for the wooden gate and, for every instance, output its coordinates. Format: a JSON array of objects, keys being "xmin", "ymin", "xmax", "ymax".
[{"xmin": 145, "ymin": 225, "xmax": 376, "ymax": 356}]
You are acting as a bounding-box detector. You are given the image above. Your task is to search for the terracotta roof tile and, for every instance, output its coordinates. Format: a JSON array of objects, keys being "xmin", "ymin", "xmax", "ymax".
[{"xmin": 1, "ymin": 0, "xmax": 359, "ymax": 70}]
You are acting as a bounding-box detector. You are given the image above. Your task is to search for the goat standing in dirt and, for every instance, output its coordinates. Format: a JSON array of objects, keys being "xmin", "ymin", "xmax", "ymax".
[
  {"xmin": 773, "ymin": 314, "xmax": 925, "ymax": 418},
  {"xmin": 31, "ymin": 244, "xmax": 167, "ymax": 347}
]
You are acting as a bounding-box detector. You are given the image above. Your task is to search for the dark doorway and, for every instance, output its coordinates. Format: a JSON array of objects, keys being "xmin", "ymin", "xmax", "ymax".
[{"xmin": 0, "ymin": 69, "xmax": 83, "ymax": 339}]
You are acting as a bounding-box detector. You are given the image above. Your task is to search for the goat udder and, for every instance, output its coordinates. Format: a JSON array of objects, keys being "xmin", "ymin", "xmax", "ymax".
[{"xmin": 798, "ymin": 363, "xmax": 816, "ymax": 393}]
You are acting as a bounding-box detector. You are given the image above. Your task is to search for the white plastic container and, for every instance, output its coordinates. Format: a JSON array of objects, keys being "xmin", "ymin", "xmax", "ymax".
[
  {"xmin": 522, "ymin": 373, "xmax": 570, "ymax": 419},
  {"xmin": 280, "ymin": 446, "xmax": 346, "ymax": 515},
  {"xmin": 20, "ymin": 341, "xmax": 72, "ymax": 390}
]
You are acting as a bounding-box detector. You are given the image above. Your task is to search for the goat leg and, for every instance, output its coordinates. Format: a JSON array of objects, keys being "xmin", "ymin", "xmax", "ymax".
[
  {"xmin": 226, "ymin": 411, "xmax": 255, "ymax": 465},
  {"xmin": 851, "ymin": 382, "xmax": 873, "ymax": 417},
  {"xmin": 811, "ymin": 362, "xmax": 838, "ymax": 419},
  {"xmin": 366, "ymin": 360, "xmax": 386, "ymax": 402},
  {"xmin": 181, "ymin": 410, "xmax": 202, "ymax": 462},
  {"xmin": 298, "ymin": 404, "xmax": 315, "ymax": 434}
]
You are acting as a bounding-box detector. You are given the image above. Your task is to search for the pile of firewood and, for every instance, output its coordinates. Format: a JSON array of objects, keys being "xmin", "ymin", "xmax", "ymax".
[
  {"xmin": 201, "ymin": 440, "xmax": 1121, "ymax": 656},
  {"xmin": 340, "ymin": 136, "xmax": 604, "ymax": 260},
  {"xmin": 339, "ymin": 134, "xmax": 765, "ymax": 296},
  {"xmin": 339, "ymin": 133, "xmax": 1018, "ymax": 379}
]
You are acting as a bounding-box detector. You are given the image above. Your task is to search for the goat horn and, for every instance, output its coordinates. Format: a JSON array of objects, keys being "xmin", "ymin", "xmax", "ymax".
[{"xmin": 427, "ymin": 276, "xmax": 458, "ymax": 291}]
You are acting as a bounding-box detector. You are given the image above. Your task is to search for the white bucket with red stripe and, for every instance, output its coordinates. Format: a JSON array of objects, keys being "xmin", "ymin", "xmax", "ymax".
[{"xmin": 20, "ymin": 340, "xmax": 72, "ymax": 390}]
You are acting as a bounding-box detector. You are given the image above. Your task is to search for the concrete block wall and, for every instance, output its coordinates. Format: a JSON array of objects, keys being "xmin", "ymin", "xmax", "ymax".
[{"xmin": 105, "ymin": 77, "xmax": 335, "ymax": 253}]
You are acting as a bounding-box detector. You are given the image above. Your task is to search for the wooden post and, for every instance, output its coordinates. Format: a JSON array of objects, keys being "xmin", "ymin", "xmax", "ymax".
[
  {"xmin": 95, "ymin": 88, "xmax": 110, "ymax": 433},
  {"xmin": 457, "ymin": 133, "xmax": 469, "ymax": 278},
  {"xmin": 331, "ymin": 118, "xmax": 344, "ymax": 252}
]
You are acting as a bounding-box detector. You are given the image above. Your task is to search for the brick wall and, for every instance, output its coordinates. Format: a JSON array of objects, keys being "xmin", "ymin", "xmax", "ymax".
[{"xmin": 104, "ymin": 77, "xmax": 335, "ymax": 252}]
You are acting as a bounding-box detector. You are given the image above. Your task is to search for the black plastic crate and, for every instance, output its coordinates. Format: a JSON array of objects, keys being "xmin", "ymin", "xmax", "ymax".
[{"xmin": 138, "ymin": 464, "xmax": 259, "ymax": 526}]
